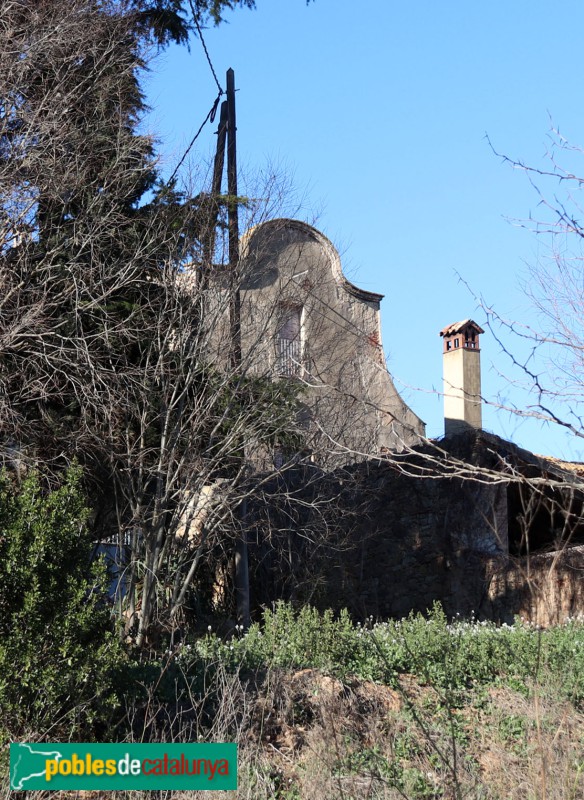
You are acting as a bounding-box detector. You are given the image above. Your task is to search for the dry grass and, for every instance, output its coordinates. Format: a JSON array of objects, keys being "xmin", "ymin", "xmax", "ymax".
[
  {"xmin": 3, "ymin": 665, "xmax": 583, "ymax": 800},
  {"xmin": 471, "ymin": 682, "xmax": 584, "ymax": 800}
]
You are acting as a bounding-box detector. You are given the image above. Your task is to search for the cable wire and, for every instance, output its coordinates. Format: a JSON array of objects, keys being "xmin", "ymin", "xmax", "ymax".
[
  {"xmin": 189, "ymin": 0, "xmax": 224, "ymax": 96},
  {"xmin": 168, "ymin": 92, "xmax": 222, "ymax": 184},
  {"xmin": 167, "ymin": 2, "xmax": 225, "ymax": 183}
]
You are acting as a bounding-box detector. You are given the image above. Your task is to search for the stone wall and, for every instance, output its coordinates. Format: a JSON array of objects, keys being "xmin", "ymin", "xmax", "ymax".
[
  {"xmin": 248, "ymin": 448, "xmax": 584, "ymax": 626},
  {"xmin": 483, "ymin": 546, "xmax": 584, "ymax": 626},
  {"xmin": 302, "ymin": 461, "xmax": 509, "ymax": 621},
  {"xmin": 249, "ymin": 459, "xmax": 505, "ymax": 619}
]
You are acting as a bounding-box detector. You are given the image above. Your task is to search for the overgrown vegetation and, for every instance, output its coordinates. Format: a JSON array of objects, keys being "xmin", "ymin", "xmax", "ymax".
[
  {"xmin": 1, "ymin": 3, "xmax": 583, "ymax": 799},
  {"xmin": 0, "ymin": 430, "xmax": 580, "ymax": 797},
  {"xmin": 2, "ymin": 595, "xmax": 583, "ymax": 798},
  {"xmin": 0, "ymin": 0, "xmax": 313, "ymax": 649},
  {"xmin": 124, "ymin": 603, "xmax": 584, "ymax": 799}
]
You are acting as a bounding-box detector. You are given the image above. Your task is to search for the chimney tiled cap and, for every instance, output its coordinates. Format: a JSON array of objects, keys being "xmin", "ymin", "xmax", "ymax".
[{"xmin": 439, "ymin": 319, "xmax": 485, "ymax": 338}]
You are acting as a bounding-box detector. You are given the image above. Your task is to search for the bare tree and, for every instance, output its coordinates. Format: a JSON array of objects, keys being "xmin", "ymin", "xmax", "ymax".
[
  {"xmin": 482, "ymin": 130, "xmax": 584, "ymax": 445},
  {"xmin": 0, "ymin": 1, "xmax": 303, "ymax": 645},
  {"xmin": 0, "ymin": 1, "xmax": 363, "ymax": 650}
]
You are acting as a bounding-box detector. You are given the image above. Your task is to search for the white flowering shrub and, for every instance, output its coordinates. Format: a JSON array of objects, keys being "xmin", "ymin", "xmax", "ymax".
[{"xmin": 172, "ymin": 602, "xmax": 584, "ymax": 707}]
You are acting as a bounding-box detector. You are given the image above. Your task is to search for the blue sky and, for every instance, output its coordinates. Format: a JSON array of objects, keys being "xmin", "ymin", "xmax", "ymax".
[{"xmin": 144, "ymin": 0, "xmax": 584, "ymax": 459}]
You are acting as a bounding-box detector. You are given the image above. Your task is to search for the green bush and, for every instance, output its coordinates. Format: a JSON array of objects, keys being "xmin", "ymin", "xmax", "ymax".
[{"xmin": 0, "ymin": 466, "xmax": 125, "ymax": 745}]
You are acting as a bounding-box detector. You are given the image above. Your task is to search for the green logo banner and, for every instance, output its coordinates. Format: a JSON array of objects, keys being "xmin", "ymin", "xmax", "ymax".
[{"xmin": 10, "ymin": 743, "xmax": 237, "ymax": 791}]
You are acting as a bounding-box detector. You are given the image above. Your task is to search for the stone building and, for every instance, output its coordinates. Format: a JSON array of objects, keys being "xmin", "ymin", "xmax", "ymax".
[
  {"xmin": 198, "ymin": 229, "xmax": 584, "ymax": 626},
  {"xmin": 245, "ymin": 317, "xmax": 584, "ymax": 626},
  {"xmin": 236, "ymin": 218, "xmax": 425, "ymax": 463},
  {"xmin": 248, "ymin": 428, "xmax": 584, "ymax": 626}
]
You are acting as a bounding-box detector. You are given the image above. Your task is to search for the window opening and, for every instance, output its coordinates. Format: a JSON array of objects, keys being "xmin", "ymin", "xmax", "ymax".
[{"xmin": 276, "ymin": 306, "xmax": 302, "ymax": 377}]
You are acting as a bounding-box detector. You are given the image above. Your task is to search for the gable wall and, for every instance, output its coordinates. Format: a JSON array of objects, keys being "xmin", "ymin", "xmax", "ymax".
[{"xmin": 238, "ymin": 220, "xmax": 425, "ymax": 463}]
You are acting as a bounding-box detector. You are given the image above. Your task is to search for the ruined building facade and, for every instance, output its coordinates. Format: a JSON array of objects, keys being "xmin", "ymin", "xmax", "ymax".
[
  {"xmin": 199, "ymin": 222, "xmax": 584, "ymax": 627},
  {"xmin": 243, "ymin": 311, "xmax": 584, "ymax": 627},
  {"xmin": 236, "ymin": 218, "xmax": 425, "ymax": 463}
]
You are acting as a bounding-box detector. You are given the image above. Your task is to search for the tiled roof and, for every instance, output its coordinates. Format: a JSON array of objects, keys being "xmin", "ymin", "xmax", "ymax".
[{"xmin": 439, "ymin": 319, "xmax": 485, "ymax": 337}]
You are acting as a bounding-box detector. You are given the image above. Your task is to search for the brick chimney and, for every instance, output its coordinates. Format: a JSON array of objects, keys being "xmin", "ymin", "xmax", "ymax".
[{"xmin": 439, "ymin": 319, "xmax": 484, "ymax": 435}]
